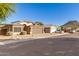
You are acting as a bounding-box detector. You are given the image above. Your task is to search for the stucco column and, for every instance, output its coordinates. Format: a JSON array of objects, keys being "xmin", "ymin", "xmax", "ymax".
[
  {"xmin": 8, "ymin": 26, "xmax": 11, "ymax": 32},
  {"xmin": 12, "ymin": 26, "xmax": 14, "ymax": 35},
  {"xmin": 21, "ymin": 25, "xmax": 23, "ymax": 32},
  {"xmin": 30, "ymin": 27, "xmax": 32, "ymax": 35},
  {"xmin": 42, "ymin": 26, "xmax": 44, "ymax": 33}
]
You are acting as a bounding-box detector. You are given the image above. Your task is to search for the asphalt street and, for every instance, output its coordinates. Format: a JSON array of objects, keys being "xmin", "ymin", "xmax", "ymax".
[{"xmin": 0, "ymin": 33, "xmax": 79, "ymax": 56}]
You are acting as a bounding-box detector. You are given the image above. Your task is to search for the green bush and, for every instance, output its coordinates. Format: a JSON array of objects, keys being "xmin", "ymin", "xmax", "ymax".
[
  {"xmin": 6, "ymin": 32, "xmax": 13, "ymax": 36},
  {"xmin": 20, "ymin": 31, "xmax": 27, "ymax": 35}
]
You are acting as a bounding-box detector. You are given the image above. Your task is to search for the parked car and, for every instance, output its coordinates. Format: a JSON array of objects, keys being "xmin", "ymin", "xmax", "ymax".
[
  {"xmin": 55, "ymin": 30, "xmax": 61, "ymax": 33},
  {"xmin": 69, "ymin": 30, "xmax": 76, "ymax": 33}
]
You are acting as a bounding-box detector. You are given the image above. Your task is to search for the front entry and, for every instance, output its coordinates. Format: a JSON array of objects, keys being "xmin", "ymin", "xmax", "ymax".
[{"xmin": 23, "ymin": 24, "xmax": 31, "ymax": 34}]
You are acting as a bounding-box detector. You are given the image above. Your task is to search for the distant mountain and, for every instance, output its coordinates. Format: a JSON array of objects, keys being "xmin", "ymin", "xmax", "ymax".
[
  {"xmin": 12, "ymin": 20, "xmax": 33, "ymax": 24},
  {"xmin": 62, "ymin": 20, "xmax": 79, "ymax": 29}
]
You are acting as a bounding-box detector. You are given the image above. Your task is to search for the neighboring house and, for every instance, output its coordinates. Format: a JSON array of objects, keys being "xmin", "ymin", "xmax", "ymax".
[
  {"xmin": 0, "ymin": 24, "xmax": 23, "ymax": 35},
  {"xmin": 0, "ymin": 24, "xmax": 7, "ymax": 35},
  {"xmin": 44, "ymin": 25, "xmax": 57, "ymax": 33}
]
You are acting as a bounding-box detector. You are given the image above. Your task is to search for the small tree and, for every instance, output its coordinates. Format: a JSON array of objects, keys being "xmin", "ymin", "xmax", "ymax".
[
  {"xmin": 60, "ymin": 26, "xmax": 64, "ymax": 31},
  {"xmin": 35, "ymin": 21, "xmax": 44, "ymax": 25}
]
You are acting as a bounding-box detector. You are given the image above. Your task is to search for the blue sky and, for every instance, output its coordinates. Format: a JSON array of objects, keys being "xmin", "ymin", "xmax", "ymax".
[{"xmin": 6, "ymin": 3, "xmax": 79, "ymax": 25}]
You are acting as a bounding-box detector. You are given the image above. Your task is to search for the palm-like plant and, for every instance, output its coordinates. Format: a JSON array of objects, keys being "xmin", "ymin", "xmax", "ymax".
[{"xmin": 0, "ymin": 3, "xmax": 15, "ymax": 23}]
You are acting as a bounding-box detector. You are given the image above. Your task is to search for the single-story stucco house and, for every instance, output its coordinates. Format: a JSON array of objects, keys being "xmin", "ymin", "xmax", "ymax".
[{"xmin": 0, "ymin": 21, "xmax": 44, "ymax": 35}]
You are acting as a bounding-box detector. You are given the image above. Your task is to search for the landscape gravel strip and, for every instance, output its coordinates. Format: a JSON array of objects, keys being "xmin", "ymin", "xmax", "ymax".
[{"xmin": 0, "ymin": 33, "xmax": 69, "ymax": 45}]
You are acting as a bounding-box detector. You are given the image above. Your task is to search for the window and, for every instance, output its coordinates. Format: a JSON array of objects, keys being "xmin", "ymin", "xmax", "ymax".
[{"xmin": 14, "ymin": 27, "xmax": 21, "ymax": 32}]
